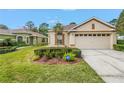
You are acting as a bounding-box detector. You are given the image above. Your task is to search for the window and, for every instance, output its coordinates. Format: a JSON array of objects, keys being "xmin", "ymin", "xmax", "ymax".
[
  {"xmin": 58, "ymin": 32, "xmax": 62, "ymax": 35},
  {"xmin": 92, "ymin": 24, "xmax": 95, "ymax": 29},
  {"xmin": 93, "ymin": 34, "xmax": 96, "ymax": 36},
  {"xmin": 80, "ymin": 34, "xmax": 83, "ymax": 36},
  {"xmin": 97, "ymin": 34, "xmax": 101, "ymax": 36},
  {"xmin": 57, "ymin": 40, "xmax": 62, "ymax": 45},
  {"xmin": 107, "ymin": 34, "xmax": 110, "ymax": 36},
  {"xmin": 75, "ymin": 34, "xmax": 78, "ymax": 36},
  {"xmin": 102, "ymin": 34, "xmax": 105, "ymax": 36},
  {"xmin": 42, "ymin": 38, "xmax": 45, "ymax": 42},
  {"xmin": 84, "ymin": 34, "xmax": 87, "ymax": 36},
  {"xmin": 89, "ymin": 34, "xmax": 92, "ymax": 36}
]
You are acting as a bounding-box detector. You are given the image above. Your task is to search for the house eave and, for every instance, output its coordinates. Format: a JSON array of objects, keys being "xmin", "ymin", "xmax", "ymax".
[
  {"xmin": 0, "ymin": 33, "xmax": 16, "ymax": 36},
  {"xmin": 68, "ymin": 30, "xmax": 116, "ymax": 33}
]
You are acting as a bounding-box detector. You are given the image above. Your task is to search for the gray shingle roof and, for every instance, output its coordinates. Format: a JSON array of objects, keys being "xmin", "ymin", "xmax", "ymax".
[
  {"xmin": 48, "ymin": 24, "xmax": 77, "ymax": 32},
  {"xmin": 0, "ymin": 29, "xmax": 15, "ymax": 35},
  {"xmin": 63, "ymin": 24, "xmax": 77, "ymax": 30}
]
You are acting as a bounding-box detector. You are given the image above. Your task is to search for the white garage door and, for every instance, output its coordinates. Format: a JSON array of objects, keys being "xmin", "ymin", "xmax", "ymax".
[{"xmin": 75, "ymin": 33, "xmax": 111, "ymax": 49}]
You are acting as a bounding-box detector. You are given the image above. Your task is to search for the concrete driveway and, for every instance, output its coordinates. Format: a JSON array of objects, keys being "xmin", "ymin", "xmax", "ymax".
[{"xmin": 81, "ymin": 49, "xmax": 124, "ymax": 83}]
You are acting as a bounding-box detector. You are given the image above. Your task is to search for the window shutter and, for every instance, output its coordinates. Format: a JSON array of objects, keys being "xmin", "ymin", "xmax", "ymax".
[{"xmin": 55, "ymin": 33, "xmax": 57, "ymax": 45}]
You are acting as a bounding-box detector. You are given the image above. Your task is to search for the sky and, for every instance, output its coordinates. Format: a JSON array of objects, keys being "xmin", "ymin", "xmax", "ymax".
[{"xmin": 0, "ymin": 9, "xmax": 122, "ymax": 29}]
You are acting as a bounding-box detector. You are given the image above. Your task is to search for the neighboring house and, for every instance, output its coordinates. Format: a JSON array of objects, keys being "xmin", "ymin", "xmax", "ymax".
[
  {"xmin": 117, "ymin": 35, "xmax": 124, "ymax": 40},
  {"xmin": 0, "ymin": 29, "xmax": 48, "ymax": 45},
  {"xmin": 48, "ymin": 17, "xmax": 116, "ymax": 49}
]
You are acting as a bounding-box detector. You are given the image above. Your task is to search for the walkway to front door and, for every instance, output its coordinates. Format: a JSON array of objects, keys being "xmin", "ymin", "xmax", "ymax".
[{"xmin": 81, "ymin": 49, "xmax": 124, "ymax": 83}]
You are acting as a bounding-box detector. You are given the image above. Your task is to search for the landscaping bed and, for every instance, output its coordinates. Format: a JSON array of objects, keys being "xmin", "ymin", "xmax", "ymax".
[
  {"xmin": 34, "ymin": 47, "xmax": 82, "ymax": 64},
  {"xmin": 34, "ymin": 56, "xmax": 81, "ymax": 64}
]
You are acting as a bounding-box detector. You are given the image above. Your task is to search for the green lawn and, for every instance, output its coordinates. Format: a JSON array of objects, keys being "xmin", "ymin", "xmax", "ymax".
[{"xmin": 0, "ymin": 46, "xmax": 104, "ymax": 83}]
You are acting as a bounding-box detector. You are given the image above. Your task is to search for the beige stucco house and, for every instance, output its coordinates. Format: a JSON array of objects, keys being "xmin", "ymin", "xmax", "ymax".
[
  {"xmin": 0, "ymin": 29, "xmax": 48, "ymax": 45},
  {"xmin": 48, "ymin": 17, "xmax": 116, "ymax": 49}
]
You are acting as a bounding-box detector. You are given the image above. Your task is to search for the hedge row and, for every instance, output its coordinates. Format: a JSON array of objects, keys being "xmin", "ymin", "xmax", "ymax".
[
  {"xmin": 117, "ymin": 40, "xmax": 124, "ymax": 44},
  {"xmin": 0, "ymin": 39, "xmax": 17, "ymax": 47},
  {"xmin": 34, "ymin": 47, "xmax": 81, "ymax": 58},
  {"xmin": 113, "ymin": 44, "xmax": 124, "ymax": 51},
  {"xmin": 0, "ymin": 46, "xmax": 17, "ymax": 54}
]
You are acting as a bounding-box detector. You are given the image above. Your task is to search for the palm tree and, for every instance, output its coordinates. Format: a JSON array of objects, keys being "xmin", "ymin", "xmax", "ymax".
[{"xmin": 53, "ymin": 23, "xmax": 63, "ymax": 32}]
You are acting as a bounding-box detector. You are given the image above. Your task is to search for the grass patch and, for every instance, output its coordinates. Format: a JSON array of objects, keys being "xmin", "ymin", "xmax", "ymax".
[{"xmin": 0, "ymin": 46, "xmax": 104, "ymax": 83}]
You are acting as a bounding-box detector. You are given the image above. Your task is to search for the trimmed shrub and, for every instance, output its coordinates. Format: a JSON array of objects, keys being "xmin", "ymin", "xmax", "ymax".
[
  {"xmin": 34, "ymin": 47, "xmax": 81, "ymax": 58},
  {"xmin": 16, "ymin": 41, "xmax": 28, "ymax": 47},
  {"xmin": 0, "ymin": 38, "xmax": 29, "ymax": 47},
  {"xmin": 33, "ymin": 42, "xmax": 48, "ymax": 46},
  {"xmin": 72, "ymin": 49, "xmax": 81, "ymax": 58},
  {"xmin": 0, "ymin": 40, "xmax": 4, "ymax": 46},
  {"xmin": 117, "ymin": 40, "xmax": 124, "ymax": 44},
  {"xmin": 113, "ymin": 44, "xmax": 124, "ymax": 51},
  {"xmin": 0, "ymin": 46, "xmax": 17, "ymax": 54},
  {"xmin": 0, "ymin": 38, "xmax": 17, "ymax": 47},
  {"xmin": 63, "ymin": 53, "xmax": 75, "ymax": 61}
]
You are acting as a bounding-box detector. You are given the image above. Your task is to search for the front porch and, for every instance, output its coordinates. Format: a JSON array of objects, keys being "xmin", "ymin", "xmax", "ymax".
[
  {"xmin": 48, "ymin": 31, "xmax": 75, "ymax": 48},
  {"xmin": 16, "ymin": 35, "xmax": 48, "ymax": 45}
]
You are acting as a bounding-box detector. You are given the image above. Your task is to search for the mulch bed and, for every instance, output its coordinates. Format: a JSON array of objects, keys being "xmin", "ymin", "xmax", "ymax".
[{"xmin": 34, "ymin": 56, "xmax": 81, "ymax": 64}]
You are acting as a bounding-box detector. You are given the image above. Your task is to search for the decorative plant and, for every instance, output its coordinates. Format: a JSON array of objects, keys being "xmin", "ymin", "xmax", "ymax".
[{"xmin": 63, "ymin": 53, "xmax": 75, "ymax": 62}]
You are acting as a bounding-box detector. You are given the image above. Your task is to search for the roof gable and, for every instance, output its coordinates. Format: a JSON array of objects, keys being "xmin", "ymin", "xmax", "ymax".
[{"xmin": 70, "ymin": 17, "xmax": 115, "ymax": 31}]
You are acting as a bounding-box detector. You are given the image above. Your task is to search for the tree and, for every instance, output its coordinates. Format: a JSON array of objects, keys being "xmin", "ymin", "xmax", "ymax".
[
  {"xmin": 39, "ymin": 23, "xmax": 49, "ymax": 36},
  {"xmin": 32, "ymin": 27, "xmax": 38, "ymax": 32},
  {"xmin": 109, "ymin": 19, "xmax": 117, "ymax": 26},
  {"xmin": 53, "ymin": 23, "xmax": 63, "ymax": 32},
  {"xmin": 0, "ymin": 24, "xmax": 8, "ymax": 29},
  {"xmin": 69, "ymin": 22, "xmax": 76, "ymax": 25},
  {"xmin": 116, "ymin": 10, "xmax": 124, "ymax": 32},
  {"xmin": 25, "ymin": 21, "xmax": 35, "ymax": 31}
]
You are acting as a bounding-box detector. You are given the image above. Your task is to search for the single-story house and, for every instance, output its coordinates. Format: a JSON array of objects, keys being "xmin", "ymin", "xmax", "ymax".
[
  {"xmin": 0, "ymin": 29, "xmax": 48, "ymax": 45},
  {"xmin": 48, "ymin": 17, "xmax": 116, "ymax": 49}
]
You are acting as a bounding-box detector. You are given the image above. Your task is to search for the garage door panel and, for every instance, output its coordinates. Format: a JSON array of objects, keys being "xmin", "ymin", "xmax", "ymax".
[{"xmin": 75, "ymin": 35, "xmax": 111, "ymax": 49}]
